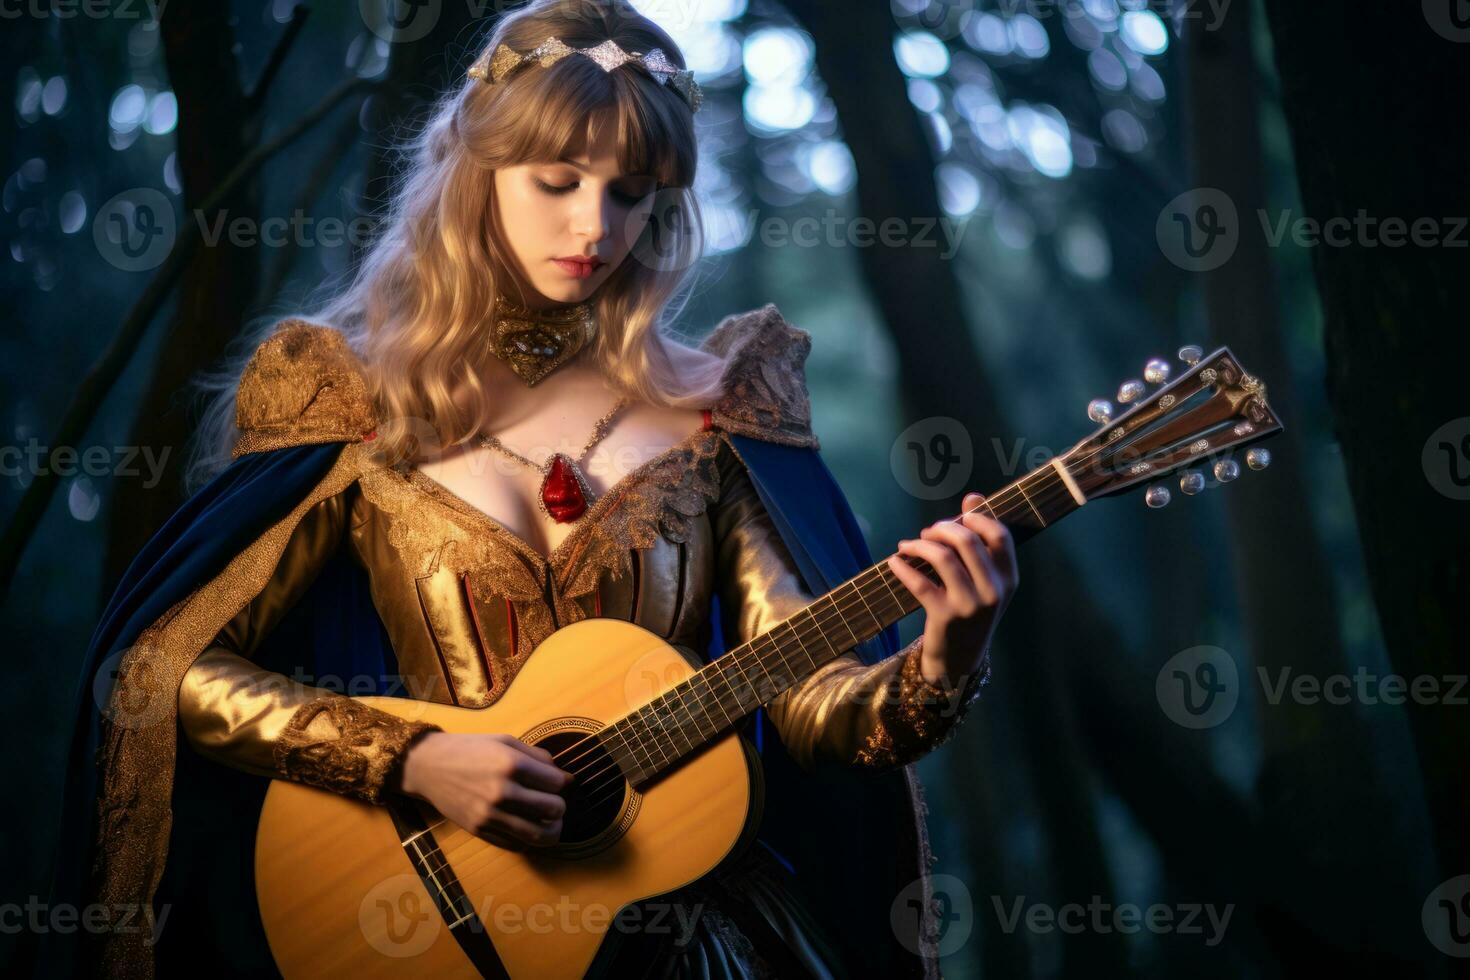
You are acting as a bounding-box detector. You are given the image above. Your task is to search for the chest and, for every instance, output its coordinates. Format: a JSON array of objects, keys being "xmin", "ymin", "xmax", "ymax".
[{"xmin": 413, "ymin": 410, "xmax": 711, "ymax": 560}]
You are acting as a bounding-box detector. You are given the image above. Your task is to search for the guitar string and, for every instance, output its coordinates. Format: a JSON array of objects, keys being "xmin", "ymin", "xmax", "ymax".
[
  {"xmin": 427, "ymin": 407, "xmax": 1214, "ymax": 875},
  {"xmin": 424, "ymin": 448, "xmax": 1080, "ymax": 854},
  {"xmin": 432, "ymin": 431, "xmax": 1106, "ymax": 854},
  {"xmin": 406, "ymin": 380, "xmax": 1221, "ymax": 881},
  {"xmin": 421, "ymin": 462, "xmax": 1074, "ymax": 862},
  {"xmin": 542, "ymin": 449, "xmax": 1080, "ymax": 784},
  {"xmin": 539, "ymin": 460, "xmax": 1092, "ymax": 816}
]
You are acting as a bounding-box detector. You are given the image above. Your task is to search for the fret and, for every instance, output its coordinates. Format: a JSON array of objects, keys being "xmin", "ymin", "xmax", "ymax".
[
  {"xmin": 609, "ymin": 454, "xmax": 1098, "ymax": 784},
  {"xmin": 1014, "ymin": 478, "xmax": 1046, "ymax": 526}
]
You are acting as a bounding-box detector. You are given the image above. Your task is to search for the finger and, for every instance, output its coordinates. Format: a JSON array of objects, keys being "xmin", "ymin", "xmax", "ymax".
[
  {"xmin": 919, "ymin": 519, "xmax": 999, "ymax": 606},
  {"xmin": 508, "ymin": 750, "xmax": 575, "ymax": 792},
  {"xmin": 887, "ymin": 552, "xmax": 941, "ymax": 607},
  {"xmin": 488, "ymin": 809, "xmax": 561, "ymax": 847},
  {"xmin": 961, "ymin": 491, "xmax": 991, "ymax": 520},
  {"xmin": 497, "ymin": 780, "xmax": 568, "ymax": 823},
  {"xmin": 895, "ymin": 537, "xmax": 979, "ymax": 608},
  {"xmin": 959, "ymin": 505, "xmax": 1018, "ymax": 578}
]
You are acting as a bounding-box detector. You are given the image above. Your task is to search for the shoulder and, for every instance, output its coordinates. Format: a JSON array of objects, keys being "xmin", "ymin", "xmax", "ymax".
[
  {"xmin": 700, "ymin": 303, "xmax": 820, "ymax": 451},
  {"xmin": 231, "ymin": 319, "xmax": 379, "ymax": 459}
]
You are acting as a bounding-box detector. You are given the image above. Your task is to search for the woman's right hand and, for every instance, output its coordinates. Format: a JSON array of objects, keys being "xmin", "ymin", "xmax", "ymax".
[{"xmin": 394, "ymin": 732, "xmax": 573, "ymax": 850}]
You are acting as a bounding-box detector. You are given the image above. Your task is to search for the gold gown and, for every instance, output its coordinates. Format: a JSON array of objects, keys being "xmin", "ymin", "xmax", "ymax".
[{"xmin": 164, "ymin": 307, "xmax": 988, "ymax": 978}]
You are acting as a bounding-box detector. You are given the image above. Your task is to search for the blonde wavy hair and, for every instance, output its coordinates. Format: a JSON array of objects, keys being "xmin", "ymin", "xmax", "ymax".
[{"xmin": 183, "ymin": 0, "xmax": 726, "ymax": 494}]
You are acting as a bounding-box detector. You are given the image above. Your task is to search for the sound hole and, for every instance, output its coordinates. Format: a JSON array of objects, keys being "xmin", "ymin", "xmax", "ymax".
[{"xmin": 534, "ymin": 729, "xmax": 628, "ymax": 845}]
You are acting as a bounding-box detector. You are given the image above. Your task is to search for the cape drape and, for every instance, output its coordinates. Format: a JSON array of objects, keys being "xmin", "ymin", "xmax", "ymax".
[{"xmin": 33, "ymin": 434, "xmax": 941, "ymax": 978}]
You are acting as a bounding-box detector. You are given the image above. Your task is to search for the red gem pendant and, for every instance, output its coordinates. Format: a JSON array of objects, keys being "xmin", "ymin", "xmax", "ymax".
[{"xmin": 540, "ymin": 454, "xmax": 589, "ymax": 523}]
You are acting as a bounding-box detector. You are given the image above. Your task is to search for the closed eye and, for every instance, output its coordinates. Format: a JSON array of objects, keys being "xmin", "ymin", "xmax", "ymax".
[{"xmin": 532, "ymin": 177, "xmax": 652, "ymax": 205}]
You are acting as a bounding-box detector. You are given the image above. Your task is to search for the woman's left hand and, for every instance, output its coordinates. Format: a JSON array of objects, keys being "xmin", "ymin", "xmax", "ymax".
[{"xmin": 886, "ymin": 492, "xmax": 1018, "ymax": 690}]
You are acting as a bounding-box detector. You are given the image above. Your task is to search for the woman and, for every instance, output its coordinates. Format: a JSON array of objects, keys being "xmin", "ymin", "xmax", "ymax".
[{"xmin": 56, "ymin": 2, "xmax": 1017, "ymax": 977}]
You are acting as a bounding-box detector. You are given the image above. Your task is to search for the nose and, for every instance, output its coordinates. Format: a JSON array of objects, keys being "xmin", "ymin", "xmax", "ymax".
[{"xmin": 572, "ymin": 191, "xmax": 613, "ymax": 245}]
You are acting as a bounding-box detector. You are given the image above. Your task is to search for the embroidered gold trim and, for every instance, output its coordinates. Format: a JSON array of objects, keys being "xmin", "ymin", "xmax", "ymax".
[
  {"xmin": 854, "ymin": 635, "xmax": 990, "ymax": 769},
  {"xmin": 88, "ymin": 442, "xmax": 366, "ymax": 979},
  {"xmin": 231, "ymin": 321, "xmax": 377, "ymax": 459},
  {"xmin": 272, "ymin": 695, "xmax": 440, "ymax": 804},
  {"xmin": 704, "ymin": 303, "xmax": 820, "ymax": 450}
]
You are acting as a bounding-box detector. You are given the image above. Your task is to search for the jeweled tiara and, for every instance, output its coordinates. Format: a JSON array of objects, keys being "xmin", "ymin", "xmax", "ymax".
[{"xmin": 467, "ymin": 36, "xmax": 704, "ymax": 114}]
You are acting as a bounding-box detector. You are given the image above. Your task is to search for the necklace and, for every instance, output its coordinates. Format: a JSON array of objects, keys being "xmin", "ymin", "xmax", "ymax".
[
  {"xmin": 489, "ymin": 292, "xmax": 597, "ymax": 387},
  {"xmin": 476, "ymin": 396, "xmax": 631, "ymax": 524}
]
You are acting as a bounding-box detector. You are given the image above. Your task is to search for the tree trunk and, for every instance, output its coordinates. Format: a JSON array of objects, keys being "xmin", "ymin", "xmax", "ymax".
[
  {"xmin": 1261, "ymin": 2, "xmax": 1470, "ymax": 969},
  {"xmin": 99, "ymin": 4, "xmax": 261, "ymax": 598},
  {"xmin": 1182, "ymin": 2, "xmax": 1435, "ymax": 968}
]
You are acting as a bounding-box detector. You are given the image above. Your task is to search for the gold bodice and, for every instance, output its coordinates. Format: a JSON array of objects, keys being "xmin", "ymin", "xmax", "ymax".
[
  {"xmin": 178, "ymin": 422, "xmax": 986, "ymax": 804},
  {"xmin": 154, "ymin": 305, "xmax": 988, "ymax": 978}
]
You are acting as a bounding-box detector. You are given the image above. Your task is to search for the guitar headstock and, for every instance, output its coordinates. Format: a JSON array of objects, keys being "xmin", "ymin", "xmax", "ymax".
[{"xmin": 1065, "ymin": 346, "xmax": 1283, "ymax": 508}]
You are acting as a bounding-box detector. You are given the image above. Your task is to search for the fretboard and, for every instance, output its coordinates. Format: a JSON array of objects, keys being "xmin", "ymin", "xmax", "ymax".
[{"xmin": 598, "ymin": 454, "xmax": 1085, "ymax": 786}]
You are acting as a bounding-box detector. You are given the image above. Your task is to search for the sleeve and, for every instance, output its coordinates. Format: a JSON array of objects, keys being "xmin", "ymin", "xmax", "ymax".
[
  {"xmin": 709, "ymin": 443, "xmax": 989, "ymax": 774},
  {"xmin": 176, "ymin": 485, "xmax": 441, "ymax": 804}
]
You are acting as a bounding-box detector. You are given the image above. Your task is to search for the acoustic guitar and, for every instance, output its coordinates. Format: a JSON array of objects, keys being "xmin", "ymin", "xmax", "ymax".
[{"xmin": 254, "ymin": 346, "xmax": 1282, "ymax": 977}]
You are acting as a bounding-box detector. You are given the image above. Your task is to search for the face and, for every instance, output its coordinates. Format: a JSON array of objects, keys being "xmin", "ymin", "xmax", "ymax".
[{"xmin": 492, "ymin": 115, "xmax": 659, "ymax": 310}]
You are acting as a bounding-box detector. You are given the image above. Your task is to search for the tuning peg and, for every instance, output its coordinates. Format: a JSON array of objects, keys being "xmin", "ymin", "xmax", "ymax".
[
  {"xmin": 1144, "ymin": 483, "xmax": 1172, "ymax": 508},
  {"xmin": 1087, "ymin": 398, "xmax": 1115, "ymax": 424},
  {"xmin": 1178, "ymin": 345, "xmax": 1204, "ymax": 365},
  {"xmin": 1117, "ymin": 380, "xmax": 1146, "ymax": 404},
  {"xmin": 1213, "ymin": 459, "xmax": 1240, "ymax": 483},
  {"xmin": 1246, "ymin": 447, "xmax": 1272, "ymax": 470},
  {"xmin": 1179, "ymin": 470, "xmax": 1205, "ymax": 495},
  {"xmin": 1144, "ymin": 358, "xmax": 1171, "ymax": 385}
]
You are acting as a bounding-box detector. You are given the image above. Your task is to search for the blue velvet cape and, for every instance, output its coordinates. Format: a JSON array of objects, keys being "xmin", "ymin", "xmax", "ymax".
[{"xmin": 36, "ymin": 435, "xmax": 928, "ymax": 978}]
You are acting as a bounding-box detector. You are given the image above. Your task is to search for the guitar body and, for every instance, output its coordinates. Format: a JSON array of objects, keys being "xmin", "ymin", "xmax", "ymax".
[{"xmin": 255, "ymin": 619, "xmax": 764, "ymax": 979}]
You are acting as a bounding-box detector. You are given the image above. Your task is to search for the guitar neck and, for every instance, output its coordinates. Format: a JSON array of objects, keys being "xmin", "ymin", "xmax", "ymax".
[{"xmin": 598, "ymin": 456, "xmax": 1085, "ymax": 786}]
